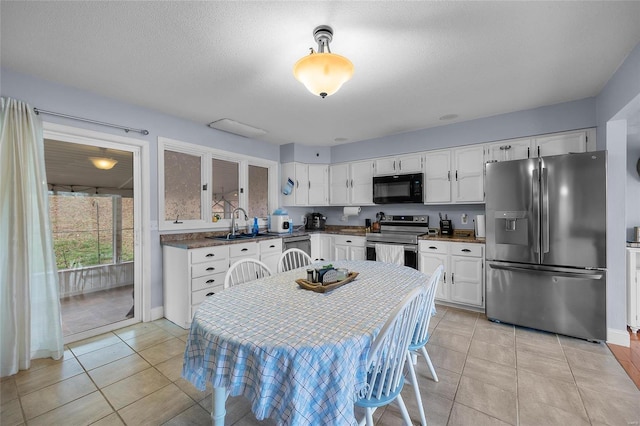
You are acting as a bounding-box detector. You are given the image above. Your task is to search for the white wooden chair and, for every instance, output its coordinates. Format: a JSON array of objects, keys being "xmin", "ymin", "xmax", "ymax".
[
  {"xmin": 355, "ymin": 287, "xmax": 428, "ymax": 426},
  {"xmin": 277, "ymin": 248, "xmax": 312, "ymax": 272},
  {"xmin": 224, "ymin": 258, "xmax": 272, "ymax": 288},
  {"xmin": 404, "ymin": 264, "xmax": 444, "ymax": 426}
]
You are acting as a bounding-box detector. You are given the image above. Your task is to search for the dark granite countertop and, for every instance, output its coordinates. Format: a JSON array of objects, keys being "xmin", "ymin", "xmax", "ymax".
[{"xmin": 160, "ymin": 226, "xmax": 367, "ymax": 249}]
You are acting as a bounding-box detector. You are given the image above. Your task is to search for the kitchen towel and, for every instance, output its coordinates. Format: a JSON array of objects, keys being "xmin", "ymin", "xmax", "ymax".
[{"xmin": 375, "ymin": 244, "xmax": 404, "ymax": 265}]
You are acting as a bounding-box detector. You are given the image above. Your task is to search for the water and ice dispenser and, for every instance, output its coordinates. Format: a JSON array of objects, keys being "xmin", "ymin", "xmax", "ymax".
[{"xmin": 494, "ymin": 211, "xmax": 529, "ymax": 246}]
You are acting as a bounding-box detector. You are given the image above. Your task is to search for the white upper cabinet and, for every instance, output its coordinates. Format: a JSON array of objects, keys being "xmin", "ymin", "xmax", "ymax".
[
  {"xmin": 308, "ymin": 164, "xmax": 329, "ymax": 206},
  {"xmin": 532, "ymin": 130, "xmax": 590, "ymax": 158},
  {"xmin": 281, "ymin": 162, "xmax": 329, "ymax": 206},
  {"xmin": 424, "ymin": 150, "xmax": 452, "ymax": 204},
  {"xmin": 484, "ymin": 129, "xmax": 594, "ymax": 163},
  {"xmin": 329, "ymin": 161, "xmax": 375, "ymax": 206},
  {"xmin": 294, "ymin": 163, "xmax": 309, "ymax": 205},
  {"xmin": 484, "ymin": 138, "xmax": 532, "ymax": 163},
  {"xmin": 374, "ymin": 154, "xmax": 423, "ymax": 176},
  {"xmin": 452, "ymin": 145, "xmax": 485, "ymax": 203},
  {"xmin": 329, "ymin": 163, "xmax": 350, "ymax": 205},
  {"xmin": 350, "ymin": 160, "xmax": 375, "ymax": 205},
  {"xmin": 424, "ymin": 146, "xmax": 484, "ymax": 204}
]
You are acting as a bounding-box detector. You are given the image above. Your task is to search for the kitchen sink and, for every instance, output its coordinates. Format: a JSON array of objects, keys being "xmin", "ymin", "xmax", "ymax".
[{"xmin": 206, "ymin": 233, "xmax": 276, "ymax": 241}]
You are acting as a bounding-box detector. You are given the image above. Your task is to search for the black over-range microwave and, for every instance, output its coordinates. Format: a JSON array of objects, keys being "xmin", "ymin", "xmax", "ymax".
[{"xmin": 373, "ymin": 173, "xmax": 424, "ymax": 204}]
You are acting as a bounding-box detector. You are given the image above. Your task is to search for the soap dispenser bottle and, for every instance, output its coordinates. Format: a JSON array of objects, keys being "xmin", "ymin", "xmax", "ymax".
[{"xmin": 252, "ymin": 217, "xmax": 259, "ymax": 235}]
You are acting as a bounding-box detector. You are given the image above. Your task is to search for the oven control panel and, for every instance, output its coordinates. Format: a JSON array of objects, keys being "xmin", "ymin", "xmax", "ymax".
[{"xmin": 380, "ymin": 215, "xmax": 429, "ymax": 224}]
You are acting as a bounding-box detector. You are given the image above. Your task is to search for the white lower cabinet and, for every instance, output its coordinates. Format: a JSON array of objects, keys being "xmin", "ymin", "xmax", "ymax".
[
  {"xmin": 229, "ymin": 241, "xmax": 259, "ymax": 264},
  {"xmin": 333, "ymin": 235, "xmax": 366, "ymax": 261},
  {"xmin": 419, "ymin": 240, "xmax": 485, "ymax": 310},
  {"xmin": 163, "ymin": 245, "xmax": 229, "ymax": 329},
  {"xmin": 163, "ymin": 238, "xmax": 282, "ymax": 328},
  {"xmin": 259, "ymin": 238, "xmax": 283, "ymax": 273},
  {"xmin": 418, "ymin": 241, "xmax": 449, "ymax": 301},
  {"xmin": 311, "ymin": 234, "xmax": 334, "ymax": 262},
  {"xmin": 627, "ymin": 248, "xmax": 640, "ymax": 333}
]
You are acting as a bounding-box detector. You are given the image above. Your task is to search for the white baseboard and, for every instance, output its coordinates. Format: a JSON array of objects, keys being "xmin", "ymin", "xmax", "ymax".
[
  {"xmin": 149, "ymin": 306, "xmax": 164, "ymax": 322},
  {"xmin": 607, "ymin": 328, "xmax": 630, "ymax": 347}
]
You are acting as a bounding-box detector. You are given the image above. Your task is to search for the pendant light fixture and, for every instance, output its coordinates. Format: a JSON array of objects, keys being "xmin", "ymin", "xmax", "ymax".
[
  {"xmin": 293, "ymin": 25, "xmax": 354, "ymax": 98},
  {"xmin": 89, "ymin": 148, "xmax": 118, "ymax": 170}
]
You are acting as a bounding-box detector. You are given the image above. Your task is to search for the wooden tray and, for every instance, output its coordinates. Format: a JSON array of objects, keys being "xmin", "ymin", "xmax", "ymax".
[{"xmin": 296, "ymin": 272, "xmax": 359, "ymax": 293}]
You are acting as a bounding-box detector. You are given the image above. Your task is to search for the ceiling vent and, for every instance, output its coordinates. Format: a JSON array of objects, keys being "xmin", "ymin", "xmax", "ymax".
[{"xmin": 208, "ymin": 119, "xmax": 267, "ymax": 139}]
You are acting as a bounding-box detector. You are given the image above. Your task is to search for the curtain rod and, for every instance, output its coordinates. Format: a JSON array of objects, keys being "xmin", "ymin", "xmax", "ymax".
[{"xmin": 33, "ymin": 107, "xmax": 149, "ymax": 136}]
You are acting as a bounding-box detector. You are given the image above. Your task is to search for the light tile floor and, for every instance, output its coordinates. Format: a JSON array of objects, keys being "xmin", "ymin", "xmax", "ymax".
[{"xmin": 2, "ymin": 305, "xmax": 640, "ymax": 425}]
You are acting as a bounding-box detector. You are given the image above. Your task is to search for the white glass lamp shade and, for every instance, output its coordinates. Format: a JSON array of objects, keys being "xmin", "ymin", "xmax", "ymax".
[
  {"xmin": 293, "ymin": 52, "xmax": 354, "ymax": 98},
  {"xmin": 89, "ymin": 157, "xmax": 118, "ymax": 170}
]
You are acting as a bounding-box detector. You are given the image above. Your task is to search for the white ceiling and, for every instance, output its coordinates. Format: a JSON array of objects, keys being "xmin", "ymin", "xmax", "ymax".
[{"xmin": 2, "ymin": 1, "xmax": 640, "ymax": 147}]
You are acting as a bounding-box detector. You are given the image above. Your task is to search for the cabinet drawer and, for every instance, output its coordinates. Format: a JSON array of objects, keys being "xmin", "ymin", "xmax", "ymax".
[
  {"xmin": 192, "ymin": 260, "xmax": 228, "ymax": 279},
  {"xmin": 419, "ymin": 240, "xmax": 449, "ymax": 253},
  {"xmin": 333, "ymin": 235, "xmax": 365, "ymax": 246},
  {"xmin": 259, "ymin": 238, "xmax": 282, "ymax": 254},
  {"xmin": 450, "ymin": 243, "xmax": 483, "ymax": 258},
  {"xmin": 190, "ymin": 245, "xmax": 228, "ymax": 264},
  {"xmin": 192, "ymin": 285, "xmax": 223, "ymax": 305},
  {"xmin": 192, "ymin": 272, "xmax": 226, "ymax": 292},
  {"xmin": 229, "ymin": 242, "xmax": 258, "ymax": 258}
]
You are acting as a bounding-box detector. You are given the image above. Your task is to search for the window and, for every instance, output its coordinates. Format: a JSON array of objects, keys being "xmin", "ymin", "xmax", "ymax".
[
  {"xmin": 164, "ymin": 150, "xmax": 202, "ymax": 222},
  {"xmin": 158, "ymin": 137, "xmax": 277, "ymax": 231},
  {"xmin": 211, "ymin": 158, "xmax": 239, "ymax": 220},
  {"xmin": 248, "ymin": 164, "xmax": 269, "ymax": 218}
]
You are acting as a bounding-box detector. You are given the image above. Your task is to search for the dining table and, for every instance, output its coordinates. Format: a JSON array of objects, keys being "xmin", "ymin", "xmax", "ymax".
[{"xmin": 182, "ymin": 259, "xmax": 430, "ymax": 426}]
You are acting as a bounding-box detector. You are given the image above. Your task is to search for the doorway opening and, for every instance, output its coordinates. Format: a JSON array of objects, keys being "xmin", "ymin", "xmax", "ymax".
[{"xmin": 43, "ymin": 128, "xmax": 145, "ymax": 343}]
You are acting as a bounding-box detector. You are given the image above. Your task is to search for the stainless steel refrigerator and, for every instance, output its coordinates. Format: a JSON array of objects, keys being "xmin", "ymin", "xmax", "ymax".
[{"xmin": 485, "ymin": 151, "xmax": 607, "ymax": 341}]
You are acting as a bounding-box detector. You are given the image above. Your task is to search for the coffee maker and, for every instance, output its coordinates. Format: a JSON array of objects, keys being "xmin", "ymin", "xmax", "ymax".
[{"xmin": 305, "ymin": 212, "xmax": 326, "ymax": 230}]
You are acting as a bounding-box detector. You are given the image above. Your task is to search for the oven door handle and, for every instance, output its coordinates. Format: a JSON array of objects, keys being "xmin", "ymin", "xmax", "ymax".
[{"xmin": 366, "ymin": 242, "xmax": 417, "ymax": 252}]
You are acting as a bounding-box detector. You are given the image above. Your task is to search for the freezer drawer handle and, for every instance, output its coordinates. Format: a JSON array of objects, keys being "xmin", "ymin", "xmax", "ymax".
[{"xmin": 489, "ymin": 263, "xmax": 603, "ymax": 280}]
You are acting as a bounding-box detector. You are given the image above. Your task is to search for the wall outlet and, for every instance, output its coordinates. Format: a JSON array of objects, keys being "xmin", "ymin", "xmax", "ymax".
[{"xmin": 461, "ymin": 213, "xmax": 468, "ymax": 224}]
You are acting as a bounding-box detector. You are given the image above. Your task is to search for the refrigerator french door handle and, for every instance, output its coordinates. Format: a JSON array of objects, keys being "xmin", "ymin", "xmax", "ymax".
[
  {"xmin": 488, "ymin": 263, "xmax": 603, "ymax": 280},
  {"xmin": 541, "ymin": 166, "xmax": 550, "ymax": 255},
  {"xmin": 532, "ymin": 168, "xmax": 540, "ymax": 254}
]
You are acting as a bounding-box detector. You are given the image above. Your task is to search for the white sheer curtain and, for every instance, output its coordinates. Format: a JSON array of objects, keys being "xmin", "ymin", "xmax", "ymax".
[{"xmin": 0, "ymin": 97, "xmax": 64, "ymax": 377}]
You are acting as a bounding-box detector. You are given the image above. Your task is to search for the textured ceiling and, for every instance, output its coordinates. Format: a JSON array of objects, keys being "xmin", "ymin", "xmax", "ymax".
[{"xmin": 2, "ymin": 1, "xmax": 640, "ymax": 147}]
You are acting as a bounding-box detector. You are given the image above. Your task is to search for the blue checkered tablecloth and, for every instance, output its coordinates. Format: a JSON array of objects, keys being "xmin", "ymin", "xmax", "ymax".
[{"xmin": 182, "ymin": 260, "xmax": 429, "ymax": 426}]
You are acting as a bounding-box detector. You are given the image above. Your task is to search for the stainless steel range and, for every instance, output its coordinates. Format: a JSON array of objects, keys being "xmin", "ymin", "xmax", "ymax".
[{"xmin": 365, "ymin": 215, "xmax": 429, "ymax": 269}]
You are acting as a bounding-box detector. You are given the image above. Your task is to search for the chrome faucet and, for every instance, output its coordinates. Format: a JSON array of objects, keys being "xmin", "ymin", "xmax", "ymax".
[{"xmin": 229, "ymin": 207, "xmax": 249, "ymax": 238}]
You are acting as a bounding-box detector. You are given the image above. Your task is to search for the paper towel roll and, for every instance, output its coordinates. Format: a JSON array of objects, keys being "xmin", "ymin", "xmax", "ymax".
[
  {"xmin": 475, "ymin": 214, "xmax": 486, "ymax": 238},
  {"xmin": 343, "ymin": 206, "xmax": 361, "ymax": 216}
]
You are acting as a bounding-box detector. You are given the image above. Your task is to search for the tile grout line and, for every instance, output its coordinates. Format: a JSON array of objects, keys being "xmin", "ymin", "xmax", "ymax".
[
  {"xmin": 556, "ymin": 335, "xmax": 594, "ymax": 425},
  {"xmin": 514, "ymin": 325, "xmax": 519, "ymax": 426},
  {"xmin": 77, "ymin": 330, "xmax": 129, "ymax": 426}
]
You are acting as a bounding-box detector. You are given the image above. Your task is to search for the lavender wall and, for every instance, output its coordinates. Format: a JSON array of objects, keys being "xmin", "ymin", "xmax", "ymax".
[
  {"xmin": 331, "ymin": 98, "xmax": 596, "ymax": 163},
  {"xmin": 595, "ymin": 41, "xmax": 640, "ymax": 339},
  {"xmin": 1, "ymin": 68, "xmax": 280, "ymax": 310}
]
